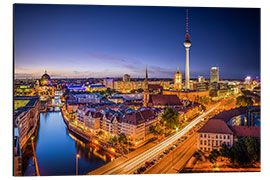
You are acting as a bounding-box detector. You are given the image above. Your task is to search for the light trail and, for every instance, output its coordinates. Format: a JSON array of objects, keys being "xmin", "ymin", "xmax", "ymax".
[{"xmin": 104, "ymin": 103, "xmax": 220, "ymax": 174}]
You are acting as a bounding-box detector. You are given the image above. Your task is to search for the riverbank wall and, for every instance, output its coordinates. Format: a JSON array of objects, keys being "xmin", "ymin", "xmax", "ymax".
[{"xmin": 61, "ymin": 108, "xmax": 121, "ymax": 157}]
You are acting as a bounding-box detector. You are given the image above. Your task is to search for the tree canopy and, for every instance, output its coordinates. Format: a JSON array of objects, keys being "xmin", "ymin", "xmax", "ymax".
[
  {"xmin": 160, "ymin": 107, "xmax": 180, "ymax": 130},
  {"xmin": 236, "ymin": 95, "xmax": 253, "ymax": 107},
  {"xmin": 219, "ymin": 137, "xmax": 260, "ymax": 166}
]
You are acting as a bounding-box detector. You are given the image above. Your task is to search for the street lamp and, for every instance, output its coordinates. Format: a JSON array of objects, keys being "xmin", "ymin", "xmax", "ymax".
[{"xmin": 76, "ymin": 154, "xmax": 80, "ymax": 175}]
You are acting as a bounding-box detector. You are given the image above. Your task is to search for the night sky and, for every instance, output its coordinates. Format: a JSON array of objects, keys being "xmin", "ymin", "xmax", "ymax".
[{"xmin": 14, "ymin": 4, "xmax": 260, "ymax": 79}]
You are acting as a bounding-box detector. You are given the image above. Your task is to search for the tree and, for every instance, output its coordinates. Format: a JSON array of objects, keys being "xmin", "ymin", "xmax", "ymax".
[
  {"xmin": 118, "ymin": 133, "xmax": 127, "ymax": 144},
  {"xmin": 149, "ymin": 124, "xmax": 163, "ymax": 136},
  {"xmin": 97, "ymin": 131, "xmax": 104, "ymax": 136},
  {"xmin": 108, "ymin": 136, "xmax": 118, "ymax": 146},
  {"xmin": 218, "ymin": 137, "xmax": 260, "ymax": 166},
  {"xmin": 236, "ymin": 95, "xmax": 253, "ymax": 107},
  {"xmin": 220, "ymin": 143, "xmax": 231, "ymax": 158},
  {"xmin": 243, "ymin": 136, "xmax": 260, "ymax": 163},
  {"xmin": 208, "ymin": 149, "xmax": 220, "ymax": 164},
  {"xmin": 160, "ymin": 108, "xmax": 179, "ymax": 130}
]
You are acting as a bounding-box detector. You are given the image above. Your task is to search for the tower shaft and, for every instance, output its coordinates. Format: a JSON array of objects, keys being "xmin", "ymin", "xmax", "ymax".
[{"xmin": 185, "ymin": 47, "xmax": 190, "ymax": 90}]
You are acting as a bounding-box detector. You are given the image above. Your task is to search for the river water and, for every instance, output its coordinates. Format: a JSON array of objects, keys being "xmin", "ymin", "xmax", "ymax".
[{"xmin": 22, "ymin": 111, "xmax": 113, "ymax": 176}]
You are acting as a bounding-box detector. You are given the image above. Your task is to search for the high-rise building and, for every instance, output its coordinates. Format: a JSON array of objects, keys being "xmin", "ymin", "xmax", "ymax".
[
  {"xmin": 210, "ymin": 67, "xmax": 219, "ymax": 83},
  {"xmin": 174, "ymin": 67, "xmax": 182, "ymax": 90},
  {"xmin": 123, "ymin": 74, "xmax": 131, "ymax": 82},
  {"xmin": 184, "ymin": 9, "xmax": 191, "ymax": 90},
  {"xmin": 198, "ymin": 76, "xmax": 205, "ymax": 83},
  {"xmin": 244, "ymin": 76, "xmax": 252, "ymax": 85}
]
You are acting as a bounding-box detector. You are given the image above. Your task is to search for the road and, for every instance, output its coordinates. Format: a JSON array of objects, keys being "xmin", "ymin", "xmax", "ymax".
[
  {"xmin": 144, "ymin": 133, "xmax": 197, "ymax": 174},
  {"xmin": 88, "ymin": 103, "xmax": 220, "ymax": 175}
]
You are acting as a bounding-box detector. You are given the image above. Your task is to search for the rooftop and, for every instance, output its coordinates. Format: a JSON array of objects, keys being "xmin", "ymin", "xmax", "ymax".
[
  {"xmin": 198, "ymin": 119, "xmax": 234, "ymax": 134},
  {"xmin": 149, "ymin": 94, "xmax": 182, "ymax": 106},
  {"xmin": 229, "ymin": 126, "xmax": 260, "ymax": 138}
]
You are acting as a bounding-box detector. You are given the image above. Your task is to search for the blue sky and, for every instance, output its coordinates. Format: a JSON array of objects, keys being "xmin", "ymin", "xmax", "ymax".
[{"xmin": 14, "ymin": 4, "xmax": 260, "ymax": 79}]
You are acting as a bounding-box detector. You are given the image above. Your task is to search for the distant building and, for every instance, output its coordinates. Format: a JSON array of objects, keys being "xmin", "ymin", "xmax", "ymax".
[
  {"xmin": 123, "ymin": 74, "xmax": 131, "ymax": 82},
  {"xmin": 108, "ymin": 93, "xmax": 143, "ymax": 104},
  {"xmin": 103, "ymin": 78, "xmax": 114, "ymax": 89},
  {"xmin": 210, "ymin": 67, "xmax": 219, "ymax": 83},
  {"xmin": 87, "ymin": 84, "xmax": 106, "ymax": 92},
  {"xmin": 163, "ymin": 90, "xmax": 209, "ymax": 102},
  {"xmin": 195, "ymin": 82, "xmax": 209, "ymax": 92},
  {"xmin": 144, "ymin": 94, "xmax": 183, "ymax": 108},
  {"xmin": 198, "ymin": 76, "xmax": 205, "ymax": 83},
  {"xmin": 174, "ymin": 68, "xmax": 182, "ymax": 91},
  {"xmin": 40, "ymin": 70, "xmax": 51, "ymax": 86}
]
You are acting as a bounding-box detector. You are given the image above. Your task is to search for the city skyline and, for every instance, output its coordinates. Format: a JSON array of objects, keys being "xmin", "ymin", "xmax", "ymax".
[{"xmin": 14, "ymin": 4, "xmax": 260, "ymax": 79}]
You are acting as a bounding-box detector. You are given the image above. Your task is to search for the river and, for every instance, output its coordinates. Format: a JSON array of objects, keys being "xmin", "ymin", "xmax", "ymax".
[{"xmin": 22, "ymin": 111, "xmax": 113, "ymax": 176}]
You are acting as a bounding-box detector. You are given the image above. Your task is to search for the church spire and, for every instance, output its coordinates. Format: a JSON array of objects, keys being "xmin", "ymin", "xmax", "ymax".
[
  {"xmin": 177, "ymin": 67, "xmax": 179, "ymax": 73},
  {"xmin": 145, "ymin": 66, "xmax": 149, "ymax": 91}
]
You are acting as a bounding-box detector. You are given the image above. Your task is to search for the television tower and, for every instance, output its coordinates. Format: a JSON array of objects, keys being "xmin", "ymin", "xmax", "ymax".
[{"xmin": 184, "ymin": 8, "xmax": 191, "ymax": 90}]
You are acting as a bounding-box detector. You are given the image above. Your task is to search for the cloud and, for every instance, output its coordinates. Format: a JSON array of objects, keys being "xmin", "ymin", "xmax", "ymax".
[
  {"xmin": 15, "ymin": 73, "xmax": 35, "ymax": 79},
  {"xmin": 85, "ymin": 51, "xmax": 129, "ymax": 63}
]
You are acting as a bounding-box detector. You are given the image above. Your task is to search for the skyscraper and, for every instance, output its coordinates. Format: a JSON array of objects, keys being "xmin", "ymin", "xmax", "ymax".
[
  {"xmin": 210, "ymin": 67, "xmax": 219, "ymax": 83},
  {"xmin": 184, "ymin": 9, "xmax": 191, "ymax": 90}
]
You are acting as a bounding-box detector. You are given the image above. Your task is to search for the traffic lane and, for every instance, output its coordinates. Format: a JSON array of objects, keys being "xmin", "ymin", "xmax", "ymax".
[
  {"xmin": 105, "ymin": 104, "xmax": 219, "ymax": 174},
  {"xmin": 144, "ymin": 133, "xmax": 197, "ymax": 174}
]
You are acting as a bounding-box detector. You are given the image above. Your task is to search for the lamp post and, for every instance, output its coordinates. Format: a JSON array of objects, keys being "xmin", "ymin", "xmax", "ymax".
[{"xmin": 76, "ymin": 154, "xmax": 80, "ymax": 175}]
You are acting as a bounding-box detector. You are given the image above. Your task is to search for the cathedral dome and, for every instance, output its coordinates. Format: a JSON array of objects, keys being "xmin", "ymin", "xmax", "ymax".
[{"xmin": 40, "ymin": 70, "xmax": 51, "ymax": 86}]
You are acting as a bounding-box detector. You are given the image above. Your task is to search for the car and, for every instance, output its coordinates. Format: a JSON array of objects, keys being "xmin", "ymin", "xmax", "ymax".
[
  {"xmin": 163, "ymin": 151, "xmax": 167, "ymax": 155},
  {"xmin": 140, "ymin": 166, "xmax": 146, "ymax": 172}
]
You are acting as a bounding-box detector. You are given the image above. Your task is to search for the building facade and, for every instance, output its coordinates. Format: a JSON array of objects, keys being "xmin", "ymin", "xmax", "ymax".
[{"xmin": 210, "ymin": 67, "xmax": 219, "ymax": 83}]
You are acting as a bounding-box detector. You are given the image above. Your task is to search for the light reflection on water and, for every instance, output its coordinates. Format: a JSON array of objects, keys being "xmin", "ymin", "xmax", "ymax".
[{"xmin": 22, "ymin": 112, "xmax": 113, "ymax": 176}]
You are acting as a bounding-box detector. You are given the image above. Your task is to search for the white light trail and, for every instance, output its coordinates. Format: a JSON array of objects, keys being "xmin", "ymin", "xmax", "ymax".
[{"xmin": 104, "ymin": 104, "xmax": 220, "ymax": 174}]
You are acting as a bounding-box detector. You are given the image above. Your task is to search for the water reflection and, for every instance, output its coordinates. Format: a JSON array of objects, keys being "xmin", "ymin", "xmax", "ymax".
[{"xmin": 22, "ymin": 112, "xmax": 113, "ymax": 176}]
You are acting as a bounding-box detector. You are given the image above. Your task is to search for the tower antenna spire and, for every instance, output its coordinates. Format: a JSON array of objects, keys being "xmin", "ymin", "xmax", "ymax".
[{"xmin": 186, "ymin": 8, "xmax": 189, "ymax": 34}]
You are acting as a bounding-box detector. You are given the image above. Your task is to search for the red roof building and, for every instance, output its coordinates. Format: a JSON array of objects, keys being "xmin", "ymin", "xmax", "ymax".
[
  {"xmin": 229, "ymin": 126, "xmax": 260, "ymax": 139},
  {"xmin": 198, "ymin": 119, "xmax": 233, "ymax": 134}
]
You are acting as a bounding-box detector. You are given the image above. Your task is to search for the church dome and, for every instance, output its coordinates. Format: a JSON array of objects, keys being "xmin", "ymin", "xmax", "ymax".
[{"xmin": 40, "ymin": 70, "xmax": 51, "ymax": 86}]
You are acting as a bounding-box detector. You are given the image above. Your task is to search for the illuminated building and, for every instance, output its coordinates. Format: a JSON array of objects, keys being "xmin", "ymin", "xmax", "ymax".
[
  {"xmin": 174, "ymin": 67, "xmax": 182, "ymax": 90},
  {"xmin": 14, "ymin": 96, "xmax": 40, "ymax": 148},
  {"xmin": 163, "ymin": 90, "xmax": 209, "ymax": 102},
  {"xmin": 245, "ymin": 76, "xmax": 252, "ymax": 85},
  {"xmin": 197, "ymin": 106, "xmax": 260, "ymax": 152},
  {"xmin": 67, "ymin": 84, "xmax": 86, "ymax": 91},
  {"xmin": 194, "ymin": 81, "xmax": 209, "ymax": 92},
  {"xmin": 184, "ymin": 9, "xmax": 191, "ymax": 90},
  {"xmin": 198, "ymin": 75, "xmax": 205, "ymax": 83},
  {"xmin": 40, "ymin": 70, "xmax": 51, "ymax": 86},
  {"xmin": 103, "ymin": 78, "xmax": 114, "ymax": 89},
  {"xmin": 108, "ymin": 93, "xmax": 143, "ymax": 104},
  {"xmin": 210, "ymin": 67, "xmax": 219, "ymax": 83},
  {"xmin": 197, "ymin": 119, "xmax": 234, "ymax": 152},
  {"xmin": 14, "ymin": 136, "xmax": 22, "ymax": 176},
  {"xmin": 75, "ymin": 105, "xmax": 160, "ymax": 144},
  {"xmin": 123, "ymin": 74, "xmax": 131, "ymax": 82}
]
